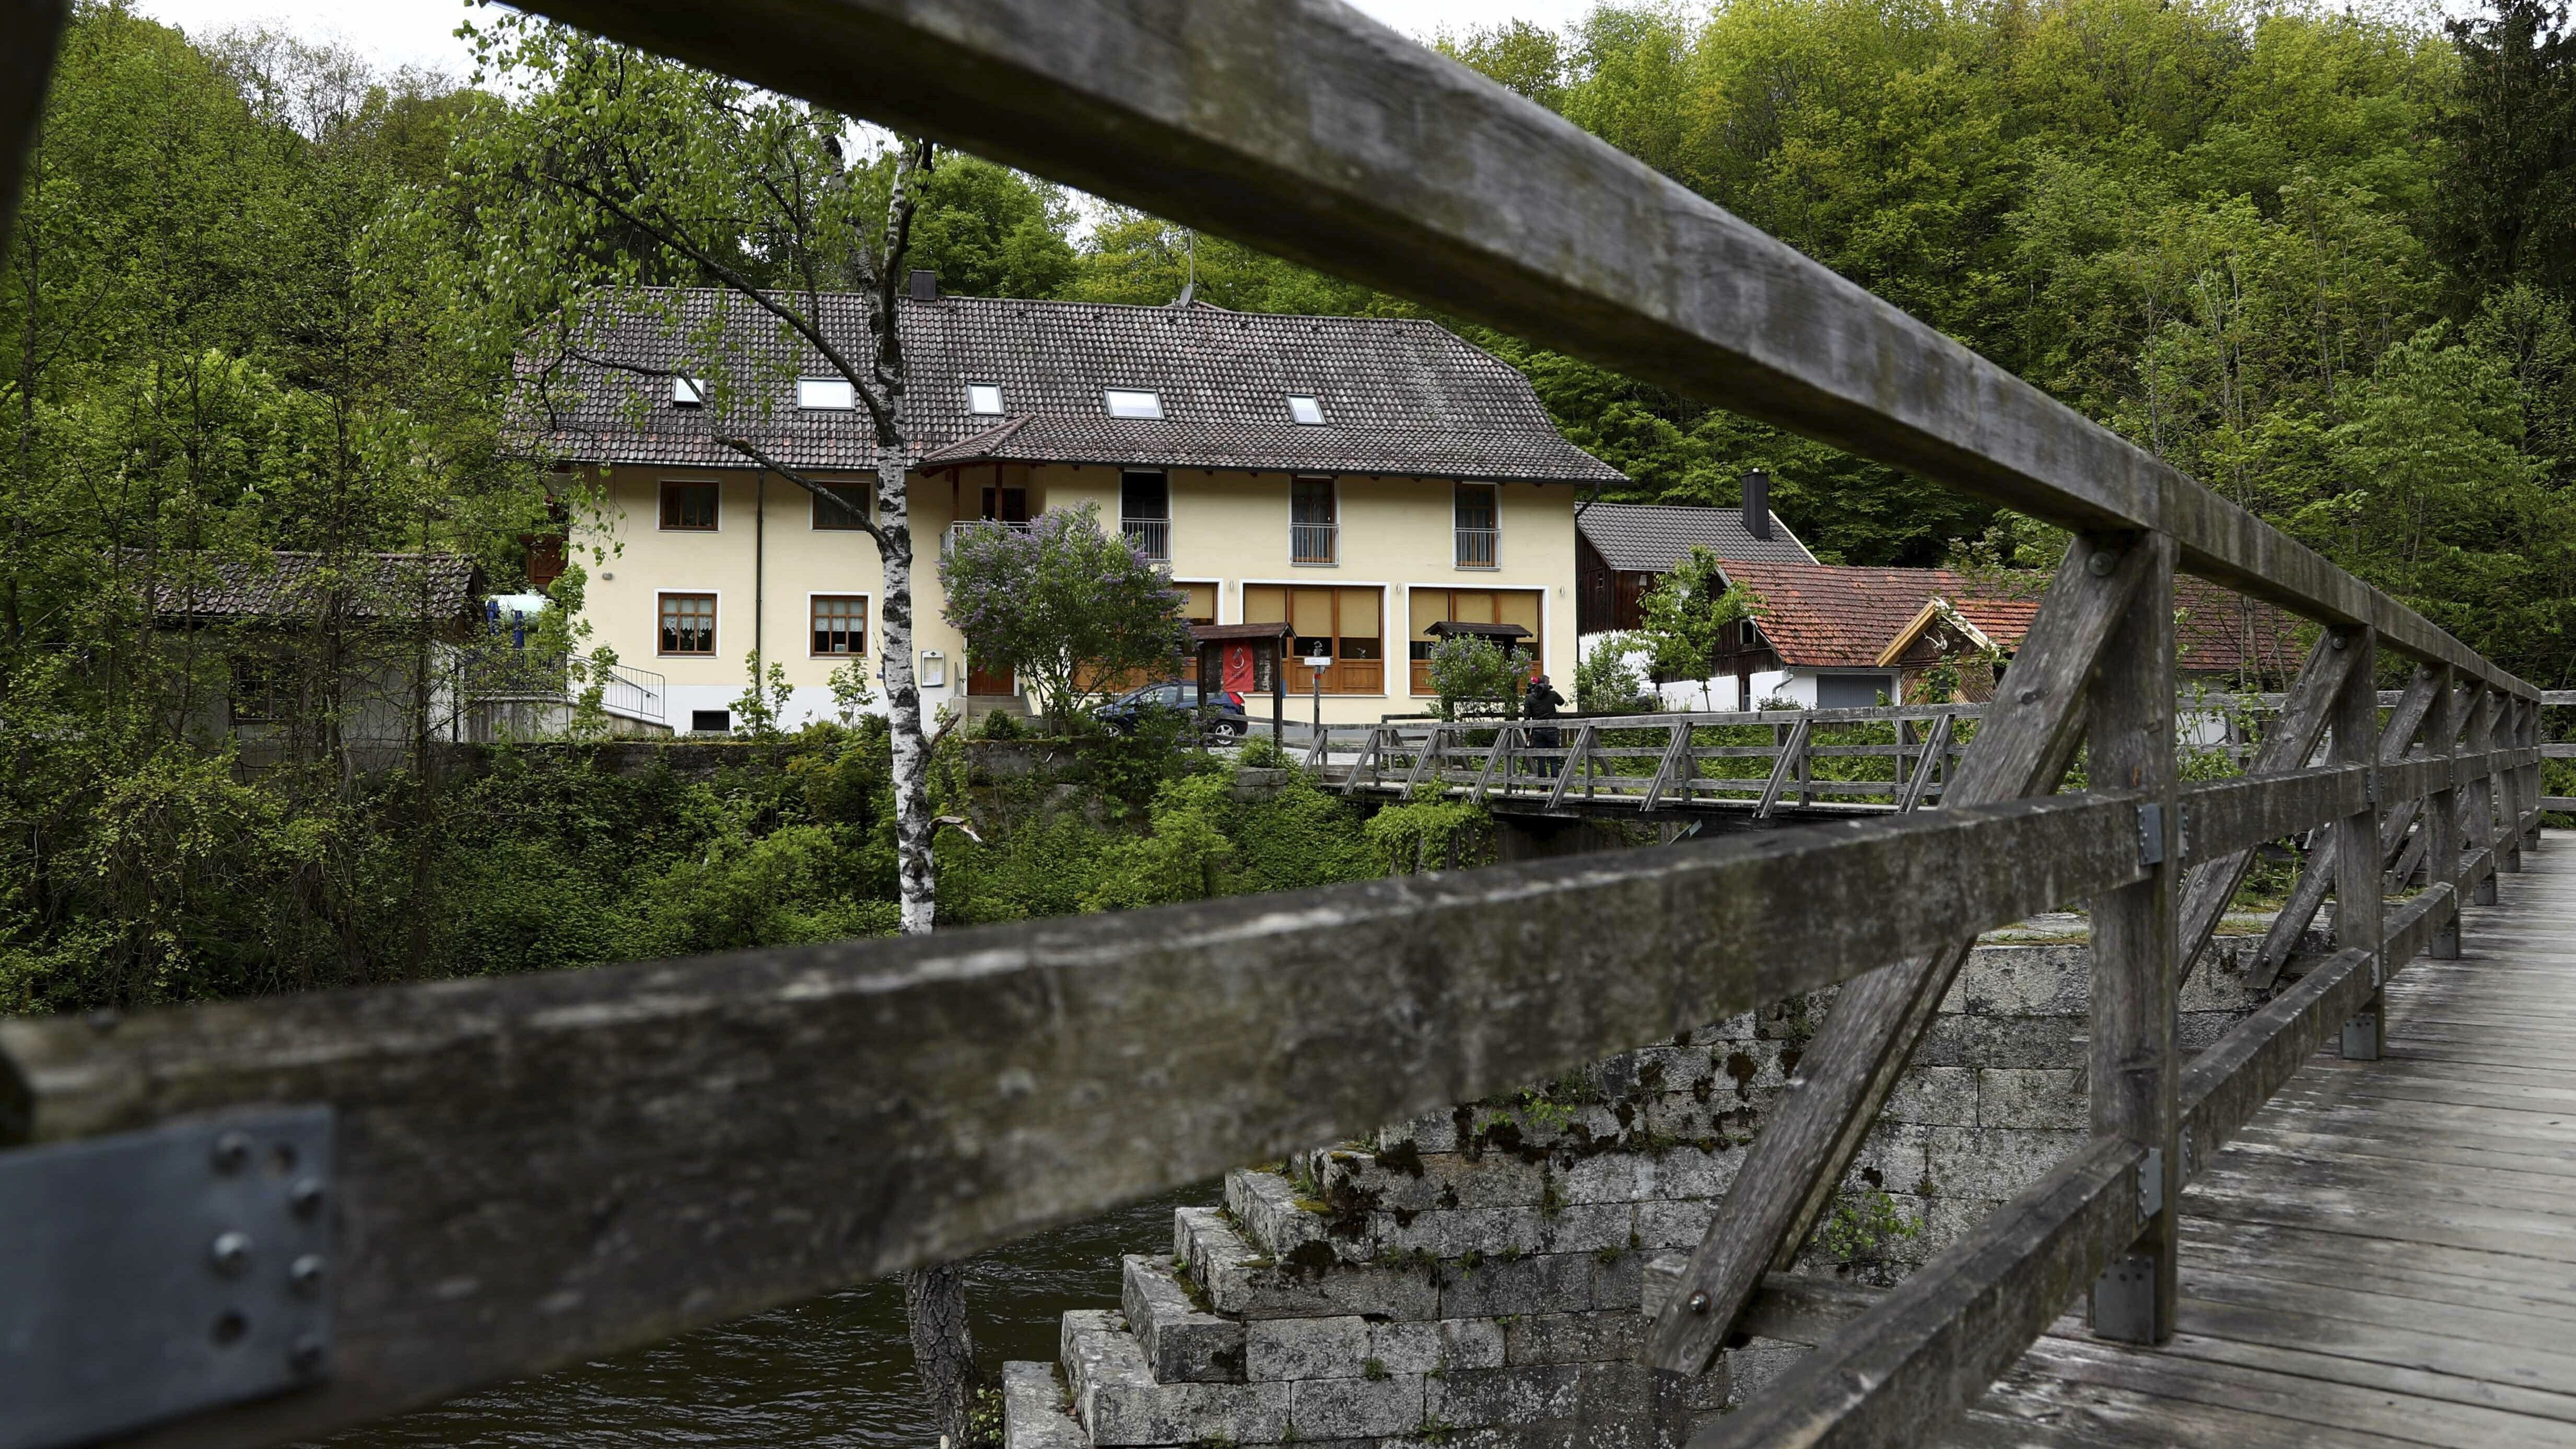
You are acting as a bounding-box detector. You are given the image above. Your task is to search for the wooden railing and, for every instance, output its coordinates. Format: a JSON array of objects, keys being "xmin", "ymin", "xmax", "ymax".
[
  {"xmin": 1320, "ymin": 704, "xmax": 1985, "ymax": 815},
  {"xmin": 0, "ymin": 5, "xmax": 2564, "ymax": 1448}
]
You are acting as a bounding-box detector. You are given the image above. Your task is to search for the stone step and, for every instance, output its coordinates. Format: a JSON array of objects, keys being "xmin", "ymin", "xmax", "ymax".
[
  {"xmin": 1060, "ymin": 1308, "xmax": 1290, "ymax": 1446},
  {"xmin": 1119, "ymin": 1253, "xmax": 1245, "ymax": 1383},
  {"xmin": 1000, "ymin": 1360, "xmax": 1087, "ymax": 1449},
  {"xmin": 1173, "ymin": 1205, "xmax": 1442, "ymax": 1322},
  {"xmin": 1224, "ymin": 1167, "xmax": 1355, "ymax": 1266}
]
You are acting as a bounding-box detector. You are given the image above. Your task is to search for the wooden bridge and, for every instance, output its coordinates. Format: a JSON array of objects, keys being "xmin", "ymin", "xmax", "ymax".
[{"xmin": 2, "ymin": 4, "xmax": 2574, "ymax": 1448}]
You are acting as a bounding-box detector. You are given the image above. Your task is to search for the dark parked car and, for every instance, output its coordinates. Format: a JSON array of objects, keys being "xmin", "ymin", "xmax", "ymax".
[{"xmin": 1096, "ymin": 680, "xmax": 1249, "ymax": 741}]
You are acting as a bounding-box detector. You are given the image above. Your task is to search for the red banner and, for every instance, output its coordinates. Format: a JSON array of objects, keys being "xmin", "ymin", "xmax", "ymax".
[{"xmin": 1221, "ymin": 642, "xmax": 1257, "ymax": 694}]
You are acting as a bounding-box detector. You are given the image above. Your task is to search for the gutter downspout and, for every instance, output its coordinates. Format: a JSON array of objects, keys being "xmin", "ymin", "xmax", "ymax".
[{"xmin": 755, "ymin": 470, "xmax": 766, "ymax": 690}]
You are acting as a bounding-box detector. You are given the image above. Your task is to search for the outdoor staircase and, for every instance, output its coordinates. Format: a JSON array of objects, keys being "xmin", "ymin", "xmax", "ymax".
[{"xmin": 1002, "ymin": 1114, "xmax": 1725, "ymax": 1449}]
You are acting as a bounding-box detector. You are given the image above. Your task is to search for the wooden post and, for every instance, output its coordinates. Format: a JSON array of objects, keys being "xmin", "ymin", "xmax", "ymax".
[
  {"xmin": 2465, "ymin": 688, "xmax": 2499, "ymax": 905},
  {"xmin": 2331, "ymin": 627, "xmax": 2385, "ymax": 1061},
  {"xmin": 2499, "ymin": 695, "xmax": 2527, "ymax": 872},
  {"xmin": 2086, "ymin": 533, "xmax": 2178, "ymax": 1344},
  {"xmin": 2426, "ymin": 670, "xmax": 2465, "ymax": 958},
  {"xmin": 2528, "ymin": 696, "xmax": 2549, "ymax": 847}
]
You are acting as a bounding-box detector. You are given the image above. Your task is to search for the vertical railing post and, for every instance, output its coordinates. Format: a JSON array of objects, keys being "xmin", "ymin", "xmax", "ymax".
[
  {"xmin": 2427, "ymin": 669, "xmax": 2465, "ymax": 960},
  {"xmin": 2087, "ymin": 533, "xmax": 2179, "ymax": 1345},
  {"xmin": 2528, "ymin": 696, "xmax": 2549, "ymax": 848},
  {"xmin": 2332, "ymin": 626, "xmax": 2386, "ymax": 1061},
  {"xmin": 2498, "ymin": 695, "xmax": 2526, "ymax": 874},
  {"xmin": 2465, "ymin": 689, "xmax": 2499, "ymax": 906}
]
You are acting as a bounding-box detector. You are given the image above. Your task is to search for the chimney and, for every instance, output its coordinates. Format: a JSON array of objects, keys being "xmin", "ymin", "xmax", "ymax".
[
  {"xmin": 1742, "ymin": 469, "xmax": 1773, "ymax": 540},
  {"xmin": 907, "ymin": 270, "xmax": 939, "ymax": 301}
]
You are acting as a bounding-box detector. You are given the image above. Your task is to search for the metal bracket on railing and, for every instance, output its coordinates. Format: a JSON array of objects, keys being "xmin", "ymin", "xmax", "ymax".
[
  {"xmin": 0, "ymin": 1106, "xmax": 335, "ymax": 1449},
  {"xmin": 2136, "ymin": 803, "xmax": 2165, "ymax": 867},
  {"xmin": 2136, "ymin": 1146, "xmax": 2166, "ymax": 1220}
]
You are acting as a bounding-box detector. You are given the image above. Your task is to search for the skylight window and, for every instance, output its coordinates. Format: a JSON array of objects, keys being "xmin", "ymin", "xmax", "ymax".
[
  {"xmin": 967, "ymin": 383, "xmax": 1005, "ymax": 415},
  {"xmin": 1104, "ymin": 389, "xmax": 1164, "ymax": 420},
  {"xmin": 798, "ymin": 377, "xmax": 856, "ymax": 410},
  {"xmin": 671, "ymin": 375, "xmax": 706, "ymax": 407},
  {"xmin": 1286, "ymin": 394, "xmax": 1326, "ymax": 425}
]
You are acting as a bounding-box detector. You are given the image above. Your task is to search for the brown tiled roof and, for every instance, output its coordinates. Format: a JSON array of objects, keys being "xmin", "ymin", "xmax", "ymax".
[
  {"xmin": 1715, "ymin": 562, "xmax": 1969, "ymax": 669},
  {"xmin": 512, "ymin": 289, "xmax": 1625, "ymax": 485},
  {"xmin": 2174, "ymin": 575, "xmax": 2310, "ymax": 680},
  {"xmin": 147, "ymin": 551, "xmax": 483, "ymax": 625},
  {"xmin": 1577, "ymin": 501, "xmax": 1817, "ymax": 570},
  {"xmin": 1736, "ymin": 559, "xmax": 2306, "ymax": 680}
]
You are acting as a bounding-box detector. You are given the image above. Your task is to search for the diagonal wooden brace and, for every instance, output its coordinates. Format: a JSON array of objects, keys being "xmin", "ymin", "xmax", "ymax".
[
  {"xmin": 2171, "ymin": 636, "xmax": 2354, "ymax": 984},
  {"xmin": 1642, "ymin": 533, "xmax": 2153, "ymax": 1376}
]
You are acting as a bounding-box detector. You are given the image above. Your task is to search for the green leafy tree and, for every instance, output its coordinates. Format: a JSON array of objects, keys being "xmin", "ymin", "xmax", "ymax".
[
  {"xmin": 1424, "ymin": 633, "xmax": 1531, "ymax": 721},
  {"xmin": 1637, "ymin": 546, "xmax": 1759, "ymax": 707},
  {"xmin": 939, "ymin": 503, "xmax": 1192, "ymax": 730},
  {"xmin": 1574, "ymin": 634, "xmax": 1655, "ymax": 716}
]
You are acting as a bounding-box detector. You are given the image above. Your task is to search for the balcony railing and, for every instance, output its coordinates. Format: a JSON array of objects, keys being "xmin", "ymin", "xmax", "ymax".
[
  {"xmin": 1291, "ymin": 521, "xmax": 1338, "ymax": 565},
  {"xmin": 945, "ymin": 518, "xmax": 1037, "ymax": 553},
  {"xmin": 458, "ymin": 650, "xmax": 666, "ymax": 725},
  {"xmin": 1455, "ymin": 527, "xmax": 1498, "ymax": 568},
  {"xmin": 1121, "ymin": 516, "xmax": 1170, "ymax": 562}
]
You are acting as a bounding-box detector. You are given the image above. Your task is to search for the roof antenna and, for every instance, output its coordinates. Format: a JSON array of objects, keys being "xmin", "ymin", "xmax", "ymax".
[{"xmin": 1175, "ymin": 228, "xmax": 1198, "ymax": 307}]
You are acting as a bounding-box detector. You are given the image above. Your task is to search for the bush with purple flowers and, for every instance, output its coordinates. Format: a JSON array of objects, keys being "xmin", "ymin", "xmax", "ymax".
[{"xmin": 938, "ymin": 503, "xmax": 1192, "ymax": 730}]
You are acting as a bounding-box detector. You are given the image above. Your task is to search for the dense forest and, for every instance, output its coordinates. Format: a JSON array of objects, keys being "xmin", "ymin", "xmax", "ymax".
[{"xmin": 4, "ymin": 0, "xmax": 2573, "ymax": 1013}]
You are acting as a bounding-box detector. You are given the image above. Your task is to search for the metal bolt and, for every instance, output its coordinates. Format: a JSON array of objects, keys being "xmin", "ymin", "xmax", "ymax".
[
  {"xmin": 289, "ymin": 1177, "xmax": 326, "ymax": 1219},
  {"xmin": 1686, "ymin": 1291, "xmax": 1712, "ymax": 1316},
  {"xmin": 289, "ymin": 1254, "xmax": 326, "ymax": 1296},
  {"xmin": 210, "ymin": 1232, "xmax": 254, "ymax": 1277},
  {"xmin": 210, "ymin": 1132, "xmax": 252, "ymax": 1175},
  {"xmin": 290, "ymin": 1335, "xmax": 327, "ymax": 1375},
  {"xmin": 2086, "ymin": 551, "xmax": 2117, "ymax": 578},
  {"xmin": 2331, "ymin": 635, "xmax": 2348, "ymax": 650}
]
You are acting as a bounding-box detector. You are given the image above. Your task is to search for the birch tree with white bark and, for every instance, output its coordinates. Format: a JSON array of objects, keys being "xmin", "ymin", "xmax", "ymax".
[{"xmin": 448, "ymin": 19, "xmax": 976, "ymax": 1439}]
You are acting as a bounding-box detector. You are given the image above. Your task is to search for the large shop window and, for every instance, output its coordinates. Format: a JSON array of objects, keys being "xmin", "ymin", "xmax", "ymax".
[
  {"xmin": 1409, "ymin": 588, "xmax": 1542, "ymax": 695},
  {"xmin": 1245, "ymin": 584, "xmax": 1382, "ymax": 694}
]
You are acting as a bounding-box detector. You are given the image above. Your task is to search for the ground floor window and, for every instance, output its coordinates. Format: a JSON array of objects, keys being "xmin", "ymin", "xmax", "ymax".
[
  {"xmin": 1407, "ymin": 587, "xmax": 1542, "ymax": 695},
  {"xmin": 659, "ymin": 592, "xmax": 717, "ymax": 655},
  {"xmin": 1176, "ymin": 580, "xmax": 1217, "ymax": 626},
  {"xmin": 811, "ymin": 595, "xmax": 868, "ymax": 656},
  {"xmin": 1245, "ymin": 583, "xmax": 1382, "ymax": 694}
]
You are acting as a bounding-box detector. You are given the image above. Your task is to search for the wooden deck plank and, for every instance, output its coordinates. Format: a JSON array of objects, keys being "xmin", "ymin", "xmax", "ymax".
[
  {"xmin": 1957, "ymin": 832, "xmax": 2576, "ymax": 1446},
  {"xmin": 2011, "ymin": 1329, "xmax": 2575, "ymax": 1445}
]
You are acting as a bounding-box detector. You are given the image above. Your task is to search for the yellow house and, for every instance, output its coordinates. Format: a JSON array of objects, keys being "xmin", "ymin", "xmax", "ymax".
[{"xmin": 514, "ymin": 284, "xmax": 1623, "ymax": 730}]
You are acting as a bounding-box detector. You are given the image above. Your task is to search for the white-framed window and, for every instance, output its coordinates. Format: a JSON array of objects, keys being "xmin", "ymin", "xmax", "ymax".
[
  {"xmin": 798, "ymin": 377, "xmax": 856, "ymax": 410},
  {"xmin": 1104, "ymin": 388, "xmax": 1164, "ymax": 419},
  {"xmin": 671, "ymin": 375, "xmax": 706, "ymax": 407},
  {"xmin": 810, "ymin": 594, "xmax": 869, "ymax": 657},
  {"xmin": 1286, "ymin": 394, "xmax": 1325, "ymax": 425},
  {"xmin": 658, "ymin": 592, "xmax": 718, "ymax": 656},
  {"xmin": 967, "ymin": 383, "xmax": 1005, "ymax": 415}
]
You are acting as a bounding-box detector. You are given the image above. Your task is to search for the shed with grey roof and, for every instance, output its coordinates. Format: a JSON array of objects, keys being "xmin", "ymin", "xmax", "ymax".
[{"xmin": 1575, "ymin": 498, "xmax": 1816, "ymax": 634}]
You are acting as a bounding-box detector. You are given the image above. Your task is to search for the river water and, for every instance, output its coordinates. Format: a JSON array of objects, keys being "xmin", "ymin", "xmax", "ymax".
[{"xmin": 320, "ymin": 1185, "xmax": 1211, "ymax": 1449}]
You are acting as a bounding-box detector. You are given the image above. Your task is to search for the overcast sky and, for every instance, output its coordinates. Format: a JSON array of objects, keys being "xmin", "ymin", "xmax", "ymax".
[{"xmin": 132, "ymin": 0, "xmax": 1601, "ymax": 76}]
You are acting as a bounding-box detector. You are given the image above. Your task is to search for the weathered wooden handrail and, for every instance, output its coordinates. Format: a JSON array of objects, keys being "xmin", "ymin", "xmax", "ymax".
[{"xmin": 3, "ymin": 4, "xmax": 2569, "ymax": 1446}]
